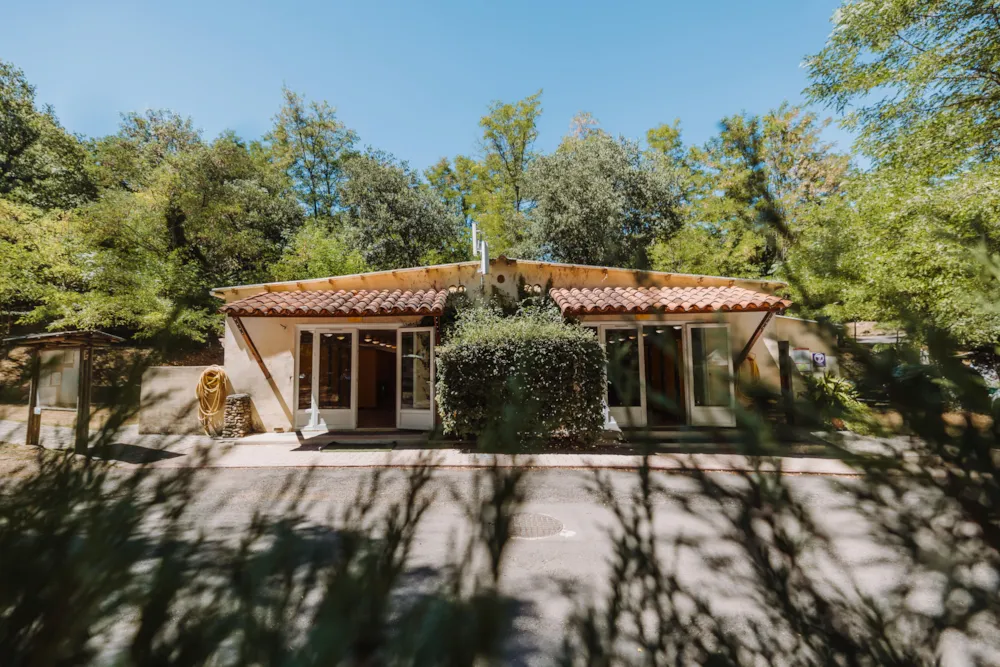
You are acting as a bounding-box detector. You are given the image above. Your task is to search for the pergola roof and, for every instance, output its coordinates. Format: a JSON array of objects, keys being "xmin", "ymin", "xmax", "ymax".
[
  {"xmin": 549, "ymin": 286, "xmax": 791, "ymax": 316},
  {"xmin": 2, "ymin": 330, "xmax": 124, "ymax": 348}
]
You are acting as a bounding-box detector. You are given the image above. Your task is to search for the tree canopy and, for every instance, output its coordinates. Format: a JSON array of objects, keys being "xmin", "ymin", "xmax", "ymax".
[
  {"xmin": 3, "ymin": 0, "xmax": 1000, "ymax": 351},
  {"xmin": 806, "ymin": 0, "xmax": 1000, "ymax": 173}
]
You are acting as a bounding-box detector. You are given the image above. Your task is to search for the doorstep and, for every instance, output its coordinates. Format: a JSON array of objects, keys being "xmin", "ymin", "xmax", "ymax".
[{"xmin": 228, "ymin": 430, "xmax": 434, "ymax": 448}]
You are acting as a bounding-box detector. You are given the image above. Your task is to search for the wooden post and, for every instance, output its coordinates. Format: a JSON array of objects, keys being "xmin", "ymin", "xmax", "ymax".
[
  {"xmin": 778, "ymin": 340, "xmax": 795, "ymax": 425},
  {"xmin": 25, "ymin": 350, "xmax": 41, "ymax": 446},
  {"xmin": 75, "ymin": 345, "xmax": 93, "ymax": 455}
]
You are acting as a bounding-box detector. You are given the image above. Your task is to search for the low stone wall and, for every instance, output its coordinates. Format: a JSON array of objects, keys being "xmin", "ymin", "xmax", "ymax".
[
  {"xmin": 222, "ymin": 393, "xmax": 253, "ymax": 438},
  {"xmin": 140, "ymin": 366, "xmax": 225, "ymax": 435}
]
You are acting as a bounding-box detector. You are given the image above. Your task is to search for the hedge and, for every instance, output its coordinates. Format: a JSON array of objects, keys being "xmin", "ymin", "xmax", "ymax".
[{"xmin": 435, "ymin": 306, "xmax": 606, "ymax": 444}]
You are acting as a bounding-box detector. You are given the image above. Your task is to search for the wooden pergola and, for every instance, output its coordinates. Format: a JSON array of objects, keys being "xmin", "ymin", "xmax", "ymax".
[{"xmin": 3, "ymin": 330, "xmax": 123, "ymax": 454}]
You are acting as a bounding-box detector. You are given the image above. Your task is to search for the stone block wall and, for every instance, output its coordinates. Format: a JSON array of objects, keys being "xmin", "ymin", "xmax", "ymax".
[{"xmin": 222, "ymin": 393, "xmax": 253, "ymax": 438}]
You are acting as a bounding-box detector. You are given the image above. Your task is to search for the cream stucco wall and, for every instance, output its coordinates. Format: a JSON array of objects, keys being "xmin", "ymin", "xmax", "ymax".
[
  {"xmin": 140, "ymin": 365, "xmax": 229, "ymax": 435},
  {"xmin": 224, "ymin": 315, "xmax": 424, "ymax": 432},
  {"xmin": 217, "ymin": 259, "xmax": 793, "ymax": 432}
]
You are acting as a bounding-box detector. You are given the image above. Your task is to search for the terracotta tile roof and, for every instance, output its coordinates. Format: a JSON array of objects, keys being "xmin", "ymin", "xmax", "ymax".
[
  {"xmin": 221, "ymin": 289, "xmax": 448, "ymax": 317},
  {"xmin": 549, "ymin": 286, "xmax": 791, "ymax": 316}
]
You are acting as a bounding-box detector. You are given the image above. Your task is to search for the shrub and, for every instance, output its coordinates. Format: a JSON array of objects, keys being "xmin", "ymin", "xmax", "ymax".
[
  {"xmin": 801, "ymin": 373, "xmax": 874, "ymax": 433},
  {"xmin": 435, "ymin": 305, "xmax": 606, "ymax": 444}
]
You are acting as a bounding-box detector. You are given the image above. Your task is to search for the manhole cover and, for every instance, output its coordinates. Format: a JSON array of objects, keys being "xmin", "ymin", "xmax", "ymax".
[{"xmin": 508, "ymin": 513, "xmax": 564, "ymax": 539}]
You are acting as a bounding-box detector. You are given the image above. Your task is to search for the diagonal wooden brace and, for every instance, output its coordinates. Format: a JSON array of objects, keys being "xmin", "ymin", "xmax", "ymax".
[
  {"xmin": 734, "ymin": 310, "xmax": 777, "ymax": 368},
  {"xmin": 232, "ymin": 316, "xmax": 271, "ymax": 380}
]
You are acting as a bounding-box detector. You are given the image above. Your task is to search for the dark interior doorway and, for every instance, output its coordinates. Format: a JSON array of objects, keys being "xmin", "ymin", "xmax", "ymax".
[
  {"xmin": 644, "ymin": 326, "xmax": 685, "ymax": 427},
  {"xmin": 357, "ymin": 330, "xmax": 397, "ymax": 428}
]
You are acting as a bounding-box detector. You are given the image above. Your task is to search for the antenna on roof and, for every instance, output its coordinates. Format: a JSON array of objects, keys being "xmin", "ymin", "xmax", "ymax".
[
  {"xmin": 471, "ymin": 222, "xmax": 480, "ymax": 257},
  {"xmin": 479, "ymin": 239, "xmax": 489, "ymax": 275}
]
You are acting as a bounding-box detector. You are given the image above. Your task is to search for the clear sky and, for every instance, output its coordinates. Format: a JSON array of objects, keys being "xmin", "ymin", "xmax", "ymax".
[{"xmin": 6, "ymin": 0, "xmax": 848, "ymax": 170}]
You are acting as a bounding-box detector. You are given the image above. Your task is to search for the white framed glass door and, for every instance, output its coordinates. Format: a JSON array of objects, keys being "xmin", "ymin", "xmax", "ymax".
[
  {"xmin": 296, "ymin": 328, "xmax": 356, "ymax": 430},
  {"xmin": 601, "ymin": 325, "xmax": 646, "ymax": 428},
  {"xmin": 397, "ymin": 328, "xmax": 434, "ymax": 430},
  {"xmin": 684, "ymin": 323, "xmax": 736, "ymax": 427}
]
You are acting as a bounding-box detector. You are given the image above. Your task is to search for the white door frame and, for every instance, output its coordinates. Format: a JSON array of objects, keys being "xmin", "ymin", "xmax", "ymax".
[
  {"xmin": 294, "ymin": 326, "xmax": 357, "ymax": 431},
  {"xmin": 684, "ymin": 322, "xmax": 736, "ymax": 427},
  {"xmin": 597, "ymin": 324, "xmax": 646, "ymax": 429},
  {"xmin": 397, "ymin": 327, "xmax": 435, "ymax": 430},
  {"xmin": 587, "ymin": 320, "xmax": 737, "ymax": 428}
]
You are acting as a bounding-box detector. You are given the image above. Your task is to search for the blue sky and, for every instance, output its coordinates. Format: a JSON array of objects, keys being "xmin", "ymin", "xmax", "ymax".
[{"xmin": 6, "ymin": 0, "xmax": 848, "ymax": 170}]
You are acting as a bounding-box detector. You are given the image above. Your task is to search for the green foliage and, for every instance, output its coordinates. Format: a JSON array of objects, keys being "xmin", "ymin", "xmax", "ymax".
[
  {"xmin": 806, "ymin": 0, "xmax": 1000, "ymax": 173},
  {"xmin": 790, "ymin": 164, "xmax": 1000, "ymax": 347},
  {"xmin": 435, "ymin": 305, "xmax": 606, "ymax": 443},
  {"xmin": 19, "ymin": 117, "xmax": 303, "ymax": 341},
  {"xmin": 528, "ymin": 131, "xmax": 682, "ymax": 268},
  {"xmin": 801, "ymin": 372, "xmax": 874, "ymax": 433},
  {"xmin": 265, "ymin": 86, "xmax": 357, "ymax": 218},
  {"xmin": 270, "ymin": 217, "xmax": 368, "ymax": 281},
  {"xmin": 652, "ymin": 104, "xmax": 849, "ymax": 279},
  {"xmin": 339, "ymin": 151, "xmax": 462, "ymax": 270},
  {"xmin": 0, "ymin": 60, "xmax": 95, "ymax": 210},
  {"xmin": 88, "ymin": 109, "xmax": 200, "ymax": 191},
  {"xmin": 464, "ymin": 91, "xmax": 543, "ymax": 255}
]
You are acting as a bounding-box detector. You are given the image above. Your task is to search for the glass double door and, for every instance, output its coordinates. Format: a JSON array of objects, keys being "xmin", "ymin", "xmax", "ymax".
[
  {"xmin": 594, "ymin": 322, "xmax": 736, "ymax": 428},
  {"xmin": 296, "ymin": 327, "xmax": 434, "ymax": 431}
]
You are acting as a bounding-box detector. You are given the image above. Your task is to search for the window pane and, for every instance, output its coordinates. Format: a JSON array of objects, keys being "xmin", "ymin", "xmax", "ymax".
[
  {"xmin": 606, "ymin": 327, "xmax": 641, "ymax": 408},
  {"xmin": 401, "ymin": 331, "xmax": 432, "ymax": 410},
  {"xmin": 691, "ymin": 327, "xmax": 731, "ymax": 407},
  {"xmin": 319, "ymin": 332, "xmax": 352, "ymax": 409},
  {"xmin": 298, "ymin": 331, "xmax": 313, "ymax": 411}
]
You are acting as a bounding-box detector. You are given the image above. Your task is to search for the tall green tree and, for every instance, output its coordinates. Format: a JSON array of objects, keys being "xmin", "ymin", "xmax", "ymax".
[
  {"xmin": 528, "ymin": 131, "xmax": 682, "ymax": 267},
  {"xmin": 88, "ymin": 109, "xmax": 200, "ymax": 191},
  {"xmin": 271, "ymin": 218, "xmax": 368, "ymax": 281},
  {"xmin": 463, "ymin": 91, "xmax": 543, "ymax": 255},
  {"xmin": 791, "ymin": 163, "xmax": 1000, "ymax": 347},
  {"xmin": 806, "ymin": 0, "xmax": 1000, "ymax": 172},
  {"xmin": 266, "ymin": 87, "xmax": 357, "ymax": 218},
  {"xmin": 0, "ymin": 60, "xmax": 94, "ymax": 209},
  {"xmin": 652, "ymin": 104, "xmax": 849, "ymax": 278},
  {"xmin": 340, "ymin": 151, "xmax": 462, "ymax": 270},
  {"xmin": 28, "ymin": 117, "xmax": 302, "ymax": 341}
]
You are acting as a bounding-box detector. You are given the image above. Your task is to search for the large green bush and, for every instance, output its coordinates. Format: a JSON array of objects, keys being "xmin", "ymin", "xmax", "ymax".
[{"xmin": 435, "ymin": 306, "xmax": 606, "ymax": 444}]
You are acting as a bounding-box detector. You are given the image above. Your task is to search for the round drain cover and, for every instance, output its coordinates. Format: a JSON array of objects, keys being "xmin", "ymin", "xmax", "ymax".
[{"xmin": 508, "ymin": 513, "xmax": 563, "ymax": 538}]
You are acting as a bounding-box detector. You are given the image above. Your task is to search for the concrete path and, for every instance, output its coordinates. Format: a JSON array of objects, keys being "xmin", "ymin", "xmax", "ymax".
[{"xmin": 0, "ymin": 419, "xmax": 859, "ymax": 475}]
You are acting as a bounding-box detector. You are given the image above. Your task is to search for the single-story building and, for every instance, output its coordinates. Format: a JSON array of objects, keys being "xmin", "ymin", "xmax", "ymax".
[{"xmin": 211, "ymin": 257, "xmax": 833, "ymax": 434}]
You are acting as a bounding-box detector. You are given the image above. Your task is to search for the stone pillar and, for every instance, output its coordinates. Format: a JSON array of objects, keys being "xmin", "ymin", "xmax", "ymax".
[{"xmin": 222, "ymin": 393, "xmax": 253, "ymax": 439}]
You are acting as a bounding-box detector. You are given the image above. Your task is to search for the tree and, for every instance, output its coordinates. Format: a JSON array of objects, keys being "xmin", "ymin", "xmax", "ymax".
[
  {"xmin": 652, "ymin": 104, "xmax": 849, "ymax": 279},
  {"xmin": 790, "ymin": 163, "xmax": 1000, "ymax": 348},
  {"xmin": 528, "ymin": 131, "xmax": 682, "ymax": 267},
  {"xmin": 806, "ymin": 0, "xmax": 1000, "ymax": 172},
  {"xmin": 464, "ymin": 91, "xmax": 543, "ymax": 255},
  {"xmin": 0, "ymin": 60, "xmax": 94, "ymax": 209},
  {"xmin": 88, "ymin": 109, "xmax": 200, "ymax": 192},
  {"xmin": 27, "ymin": 121, "xmax": 302, "ymax": 341},
  {"xmin": 266, "ymin": 87, "xmax": 357, "ymax": 219},
  {"xmin": 339, "ymin": 151, "xmax": 462, "ymax": 270},
  {"xmin": 271, "ymin": 218, "xmax": 368, "ymax": 281}
]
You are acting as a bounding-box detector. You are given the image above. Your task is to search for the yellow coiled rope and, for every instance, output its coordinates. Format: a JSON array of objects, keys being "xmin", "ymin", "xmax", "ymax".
[{"xmin": 196, "ymin": 365, "xmax": 228, "ymax": 435}]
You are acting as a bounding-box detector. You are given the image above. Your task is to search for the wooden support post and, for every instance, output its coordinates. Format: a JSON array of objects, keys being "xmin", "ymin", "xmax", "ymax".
[
  {"xmin": 232, "ymin": 316, "xmax": 271, "ymax": 380},
  {"xmin": 734, "ymin": 310, "xmax": 776, "ymax": 369},
  {"xmin": 25, "ymin": 350, "xmax": 41, "ymax": 447},
  {"xmin": 75, "ymin": 345, "xmax": 93, "ymax": 455},
  {"xmin": 778, "ymin": 340, "xmax": 795, "ymax": 425}
]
